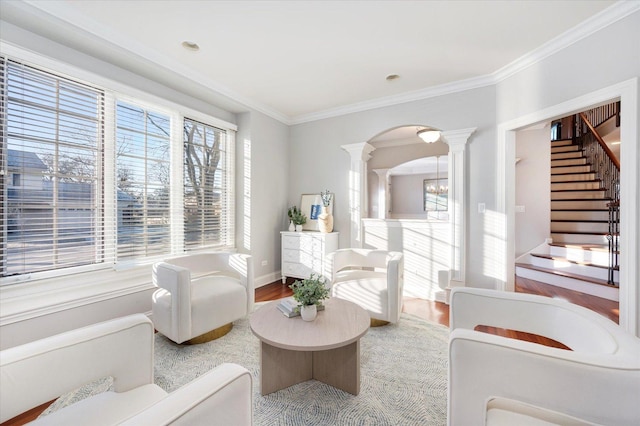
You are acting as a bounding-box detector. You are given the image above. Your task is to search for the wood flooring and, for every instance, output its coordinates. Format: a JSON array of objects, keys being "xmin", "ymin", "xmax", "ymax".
[{"xmin": 259, "ymin": 275, "xmax": 619, "ymax": 350}]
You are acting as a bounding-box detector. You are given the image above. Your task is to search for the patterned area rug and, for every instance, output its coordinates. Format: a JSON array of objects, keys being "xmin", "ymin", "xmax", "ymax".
[{"xmin": 42, "ymin": 308, "xmax": 449, "ymax": 425}]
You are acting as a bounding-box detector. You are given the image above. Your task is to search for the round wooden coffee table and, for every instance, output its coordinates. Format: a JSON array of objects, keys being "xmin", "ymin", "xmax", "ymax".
[{"xmin": 250, "ymin": 297, "xmax": 369, "ymax": 395}]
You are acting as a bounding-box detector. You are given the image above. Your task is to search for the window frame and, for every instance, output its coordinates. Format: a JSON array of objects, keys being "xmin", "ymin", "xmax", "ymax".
[{"xmin": 0, "ymin": 48, "xmax": 237, "ymax": 285}]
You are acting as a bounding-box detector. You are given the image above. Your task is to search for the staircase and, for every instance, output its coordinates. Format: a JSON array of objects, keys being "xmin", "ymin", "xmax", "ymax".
[{"xmin": 516, "ymin": 105, "xmax": 620, "ymax": 301}]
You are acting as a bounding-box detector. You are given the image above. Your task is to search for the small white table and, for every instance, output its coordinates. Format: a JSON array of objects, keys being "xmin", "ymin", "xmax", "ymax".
[{"xmin": 250, "ymin": 298, "xmax": 370, "ymax": 395}]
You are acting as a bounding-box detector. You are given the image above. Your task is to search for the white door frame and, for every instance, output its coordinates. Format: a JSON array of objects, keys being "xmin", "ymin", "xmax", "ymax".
[{"xmin": 496, "ymin": 78, "xmax": 639, "ymax": 335}]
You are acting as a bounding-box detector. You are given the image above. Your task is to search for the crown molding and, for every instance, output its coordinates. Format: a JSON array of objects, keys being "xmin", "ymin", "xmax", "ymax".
[
  {"xmin": 290, "ymin": 74, "xmax": 494, "ymax": 125},
  {"xmin": 292, "ymin": 2, "xmax": 638, "ymax": 125},
  {"xmin": 492, "ymin": 1, "xmax": 640, "ymax": 83},
  {"xmin": 20, "ymin": 0, "xmax": 292, "ymax": 125},
  {"xmin": 18, "ymin": 0, "xmax": 640, "ymax": 127}
]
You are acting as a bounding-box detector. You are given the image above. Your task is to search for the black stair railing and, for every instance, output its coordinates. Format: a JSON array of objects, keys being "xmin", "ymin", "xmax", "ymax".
[{"xmin": 571, "ymin": 102, "xmax": 620, "ymax": 285}]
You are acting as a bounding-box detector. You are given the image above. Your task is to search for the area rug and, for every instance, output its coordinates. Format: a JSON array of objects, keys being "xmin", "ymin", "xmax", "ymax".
[{"xmin": 42, "ymin": 308, "xmax": 449, "ymax": 425}]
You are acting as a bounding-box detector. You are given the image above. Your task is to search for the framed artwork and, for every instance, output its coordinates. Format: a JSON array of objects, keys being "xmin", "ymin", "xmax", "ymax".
[
  {"xmin": 424, "ymin": 179, "xmax": 448, "ymax": 211},
  {"xmin": 300, "ymin": 193, "xmax": 333, "ymax": 231}
]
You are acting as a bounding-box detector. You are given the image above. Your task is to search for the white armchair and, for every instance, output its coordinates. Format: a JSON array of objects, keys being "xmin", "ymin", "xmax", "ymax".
[
  {"xmin": 448, "ymin": 287, "xmax": 640, "ymax": 426},
  {"xmin": 0, "ymin": 314, "xmax": 252, "ymax": 425},
  {"xmin": 152, "ymin": 252, "xmax": 253, "ymax": 344},
  {"xmin": 327, "ymin": 248, "xmax": 403, "ymax": 325}
]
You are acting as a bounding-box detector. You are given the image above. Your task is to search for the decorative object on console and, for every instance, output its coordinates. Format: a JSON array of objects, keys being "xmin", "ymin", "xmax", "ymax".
[
  {"xmin": 318, "ymin": 189, "xmax": 334, "ymax": 233},
  {"xmin": 276, "ymin": 296, "xmax": 326, "ymax": 318},
  {"xmin": 289, "ymin": 273, "xmax": 330, "ymax": 321},
  {"xmin": 288, "ymin": 205, "xmax": 307, "ymax": 232},
  {"xmin": 300, "ymin": 193, "xmax": 331, "ymax": 231}
]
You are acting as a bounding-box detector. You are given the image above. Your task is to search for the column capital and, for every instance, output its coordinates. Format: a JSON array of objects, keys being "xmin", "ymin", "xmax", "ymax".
[
  {"xmin": 372, "ymin": 168, "xmax": 390, "ymax": 177},
  {"xmin": 341, "ymin": 142, "xmax": 376, "ymax": 162},
  {"xmin": 441, "ymin": 127, "xmax": 476, "ymax": 152}
]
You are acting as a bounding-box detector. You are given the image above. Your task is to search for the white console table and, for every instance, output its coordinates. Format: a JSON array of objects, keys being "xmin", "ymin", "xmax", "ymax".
[{"xmin": 281, "ymin": 231, "xmax": 339, "ymax": 283}]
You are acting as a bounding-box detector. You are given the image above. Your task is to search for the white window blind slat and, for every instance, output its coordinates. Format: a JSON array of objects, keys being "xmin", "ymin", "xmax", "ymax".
[
  {"xmin": 115, "ymin": 101, "xmax": 171, "ymax": 261},
  {"xmin": 183, "ymin": 118, "xmax": 232, "ymax": 251},
  {"xmin": 1, "ymin": 59, "xmax": 105, "ymax": 277}
]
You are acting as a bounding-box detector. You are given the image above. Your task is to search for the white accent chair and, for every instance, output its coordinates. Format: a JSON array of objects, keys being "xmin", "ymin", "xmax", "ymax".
[
  {"xmin": 0, "ymin": 314, "xmax": 253, "ymax": 425},
  {"xmin": 448, "ymin": 287, "xmax": 640, "ymax": 426},
  {"xmin": 327, "ymin": 248, "xmax": 403, "ymax": 324},
  {"xmin": 152, "ymin": 252, "xmax": 253, "ymax": 344}
]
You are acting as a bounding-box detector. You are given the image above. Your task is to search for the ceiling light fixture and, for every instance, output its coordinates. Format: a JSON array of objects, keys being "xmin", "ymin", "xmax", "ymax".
[
  {"xmin": 417, "ymin": 127, "xmax": 441, "ymax": 143},
  {"xmin": 386, "ymin": 74, "xmax": 400, "ymax": 81},
  {"xmin": 181, "ymin": 41, "xmax": 200, "ymax": 52}
]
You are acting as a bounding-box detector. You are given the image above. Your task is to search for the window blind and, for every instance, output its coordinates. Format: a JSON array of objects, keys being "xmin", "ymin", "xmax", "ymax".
[
  {"xmin": 115, "ymin": 101, "xmax": 171, "ymax": 261},
  {"xmin": 183, "ymin": 118, "xmax": 232, "ymax": 250},
  {"xmin": 1, "ymin": 59, "xmax": 104, "ymax": 277}
]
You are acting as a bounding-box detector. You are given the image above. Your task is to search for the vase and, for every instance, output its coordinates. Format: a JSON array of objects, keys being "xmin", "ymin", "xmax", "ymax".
[
  {"xmin": 295, "ymin": 224, "xmax": 303, "ymax": 232},
  {"xmin": 318, "ymin": 206, "xmax": 333, "ymax": 233},
  {"xmin": 300, "ymin": 304, "xmax": 317, "ymax": 321},
  {"xmin": 288, "ymin": 221, "xmax": 295, "ymax": 232}
]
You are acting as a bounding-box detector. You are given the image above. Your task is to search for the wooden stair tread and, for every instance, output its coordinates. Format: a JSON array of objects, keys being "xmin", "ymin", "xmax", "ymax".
[
  {"xmin": 515, "ymin": 262, "xmax": 617, "ymax": 287},
  {"xmin": 550, "ymin": 209, "xmax": 609, "ymax": 211},
  {"xmin": 551, "ymin": 179, "xmax": 601, "ymax": 183},
  {"xmin": 550, "ymin": 188, "xmax": 606, "ymax": 192},
  {"xmin": 548, "ymin": 243, "xmax": 608, "ymax": 251},
  {"xmin": 551, "ymin": 230, "xmax": 610, "ymax": 235},
  {"xmin": 530, "ymin": 253, "xmax": 618, "ymax": 270},
  {"xmin": 551, "ymin": 219, "xmax": 609, "ymax": 223},
  {"xmin": 551, "ymin": 198, "xmax": 612, "ymax": 201}
]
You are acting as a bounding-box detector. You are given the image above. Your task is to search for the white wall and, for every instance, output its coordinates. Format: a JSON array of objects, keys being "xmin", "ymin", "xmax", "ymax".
[
  {"xmin": 515, "ymin": 127, "xmax": 551, "ymax": 257},
  {"xmin": 236, "ymin": 111, "xmax": 290, "ymax": 287},
  {"xmin": 390, "ymin": 173, "xmax": 431, "ymax": 215}
]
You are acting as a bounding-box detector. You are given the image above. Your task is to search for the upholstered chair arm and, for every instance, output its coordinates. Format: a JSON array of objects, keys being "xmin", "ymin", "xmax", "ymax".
[
  {"xmin": 448, "ymin": 328, "xmax": 640, "ymax": 426},
  {"xmin": 448, "ymin": 287, "xmax": 630, "ymax": 353},
  {"xmin": 0, "ymin": 314, "xmax": 154, "ymax": 423},
  {"xmin": 153, "ymin": 261, "xmax": 193, "ymax": 343},
  {"xmin": 328, "ymin": 249, "xmax": 393, "ymax": 276},
  {"xmin": 163, "ymin": 252, "xmax": 254, "ymax": 313},
  {"xmin": 385, "ymin": 251, "xmax": 404, "ymax": 323},
  {"xmin": 119, "ymin": 363, "xmax": 253, "ymax": 426}
]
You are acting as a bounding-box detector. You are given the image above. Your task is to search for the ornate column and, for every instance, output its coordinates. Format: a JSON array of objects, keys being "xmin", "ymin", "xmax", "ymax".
[
  {"xmin": 341, "ymin": 142, "xmax": 376, "ymax": 248},
  {"xmin": 441, "ymin": 128, "xmax": 475, "ymax": 286},
  {"xmin": 372, "ymin": 168, "xmax": 390, "ymax": 219}
]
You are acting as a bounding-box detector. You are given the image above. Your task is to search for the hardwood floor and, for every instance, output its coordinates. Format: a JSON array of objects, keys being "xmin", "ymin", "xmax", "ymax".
[
  {"xmin": 258, "ymin": 275, "xmax": 619, "ymax": 327},
  {"xmin": 258, "ymin": 275, "xmax": 619, "ymax": 350},
  {"xmin": 3, "ymin": 275, "xmax": 619, "ymax": 426}
]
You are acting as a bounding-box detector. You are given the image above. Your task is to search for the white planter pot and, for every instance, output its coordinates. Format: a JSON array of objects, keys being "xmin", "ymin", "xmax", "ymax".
[
  {"xmin": 300, "ymin": 304, "xmax": 317, "ymax": 321},
  {"xmin": 295, "ymin": 224, "xmax": 303, "ymax": 232},
  {"xmin": 288, "ymin": 221, "xmax": 295, "ymax": 232}
]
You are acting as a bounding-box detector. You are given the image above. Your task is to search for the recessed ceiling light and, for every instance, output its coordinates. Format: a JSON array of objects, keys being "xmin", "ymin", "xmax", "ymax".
[
  {"xmin": 386, "ymin": 74, "xmax": 400, "ymax": 81},
  {"xmin": 181, "ymin": 41, "xmax": 200, "ymax": 52}
]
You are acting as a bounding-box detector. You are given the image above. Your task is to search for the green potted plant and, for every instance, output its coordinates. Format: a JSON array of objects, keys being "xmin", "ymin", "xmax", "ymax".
[
  {"xmin": 291, "ymin": 208, "xmax": 307, "ymax": 232},
  {"xmin": 287, "ymin": 205, "xmax": 299, "ymax": 231},
  {"xmin": 289, "ymin": 273, "xmax": 329, "ymax": 321}
]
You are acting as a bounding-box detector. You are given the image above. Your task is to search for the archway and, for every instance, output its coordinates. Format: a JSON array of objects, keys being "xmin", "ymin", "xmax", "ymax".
[{"xmin": 341, "ymin": 126, "xmax": 475, "ymax": 300}]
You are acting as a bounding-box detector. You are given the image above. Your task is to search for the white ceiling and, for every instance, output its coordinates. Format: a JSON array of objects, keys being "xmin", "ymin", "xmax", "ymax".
[{"xmin": 1, "ymin": 0, "xmax": 626, "ymax": 124}]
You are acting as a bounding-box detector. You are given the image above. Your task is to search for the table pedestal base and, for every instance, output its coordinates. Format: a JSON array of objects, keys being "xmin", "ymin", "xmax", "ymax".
[{"xmin": 260, "ymin": 340, "xmax": 360, "ymax": 395}]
